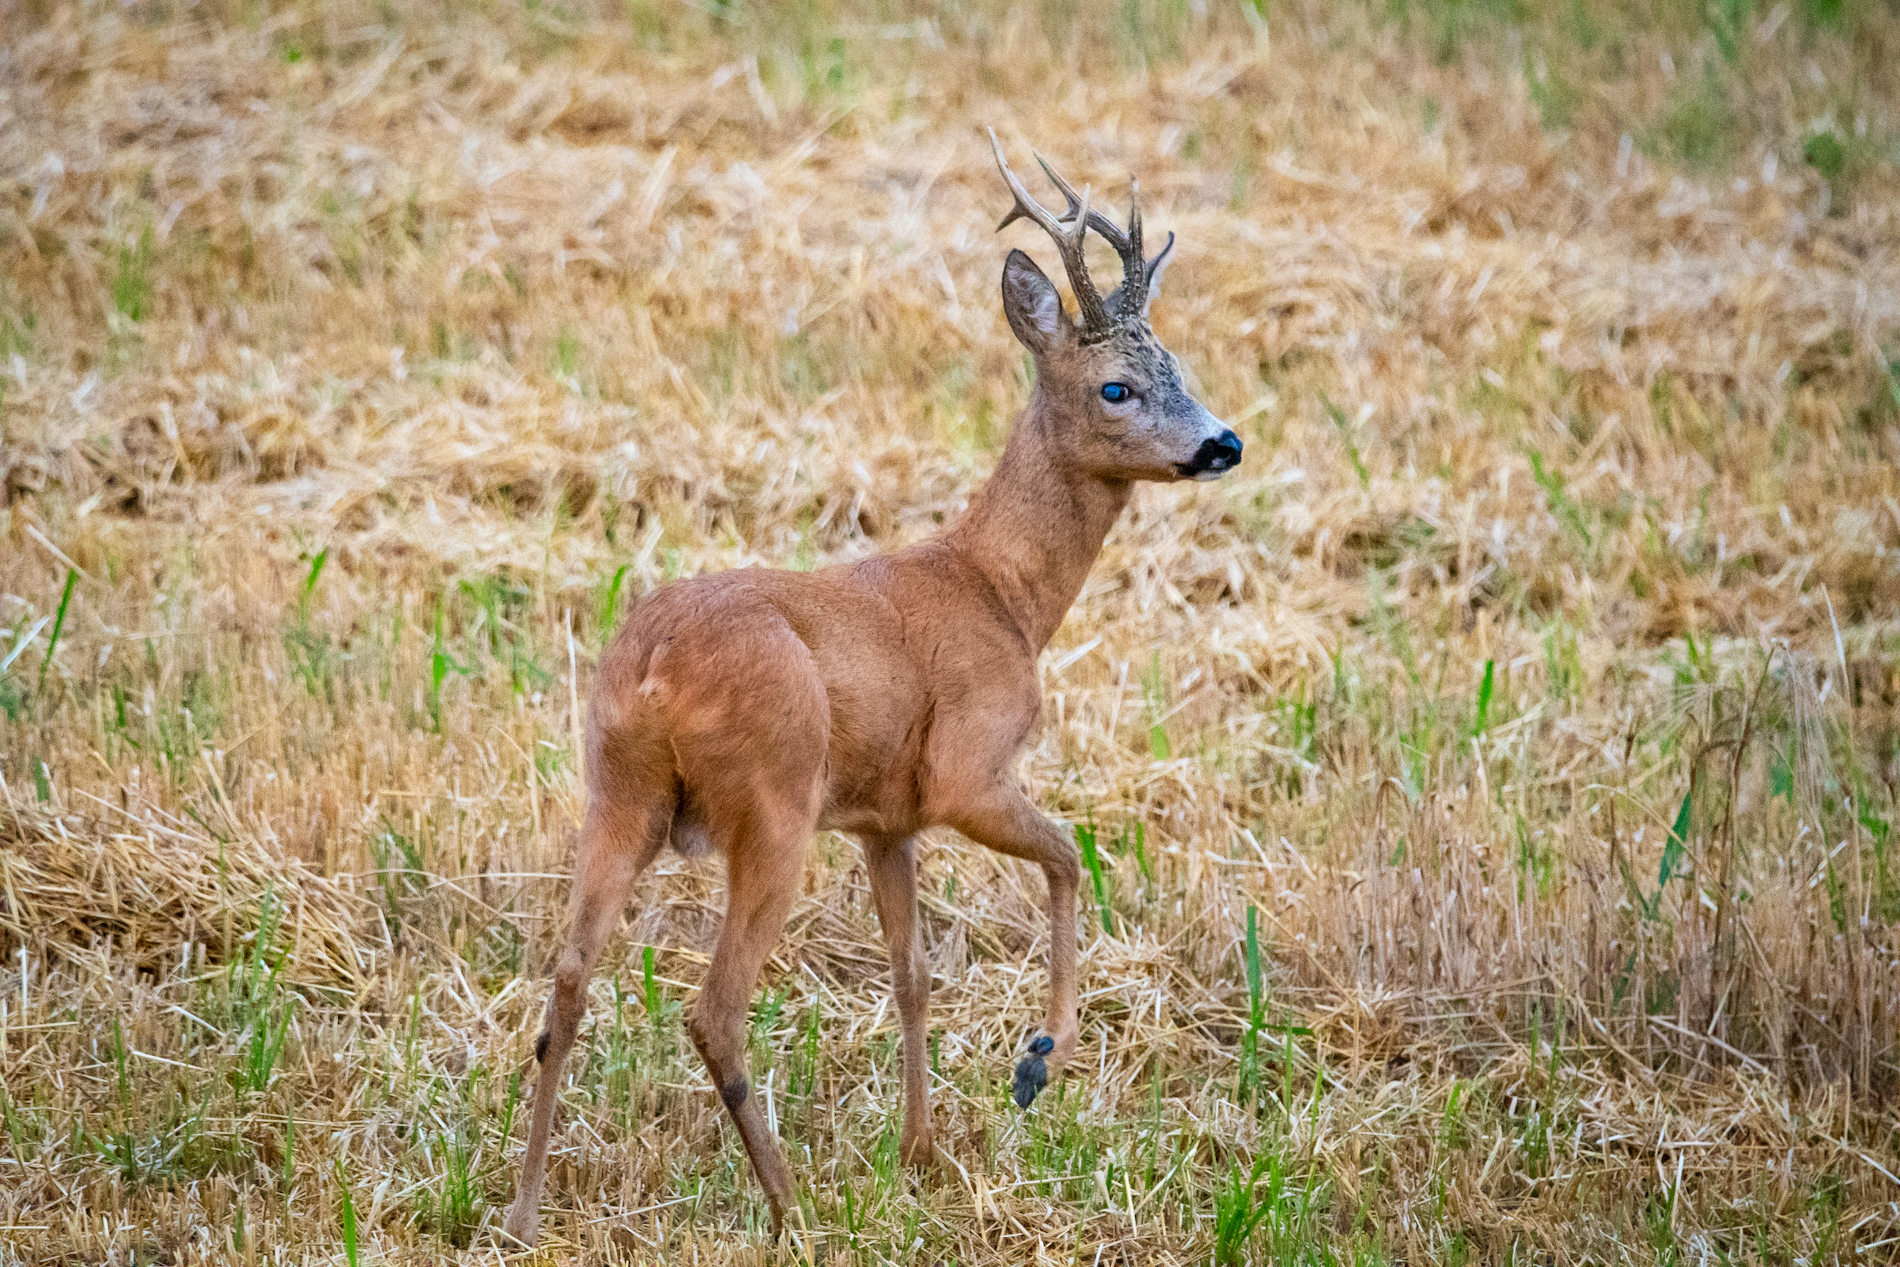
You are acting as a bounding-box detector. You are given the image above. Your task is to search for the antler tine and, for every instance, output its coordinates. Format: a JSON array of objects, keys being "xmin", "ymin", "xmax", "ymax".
[
  {"xmin": 1125, "ymin": 177, "xmax": 1143, "ymax": 280},
  {"xmin": 1030, "ymin": 151, "xmax": 1148, "ymax": 319},
  {"xmin": 989, "ymin": 129, "xmax": 1113, "ymax": 333}
]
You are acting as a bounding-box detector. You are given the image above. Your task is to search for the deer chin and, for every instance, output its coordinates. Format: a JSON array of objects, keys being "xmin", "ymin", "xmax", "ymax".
[{"xmin": 1172, "ymin": 456, "xmax": 1240, "ymax": 481}]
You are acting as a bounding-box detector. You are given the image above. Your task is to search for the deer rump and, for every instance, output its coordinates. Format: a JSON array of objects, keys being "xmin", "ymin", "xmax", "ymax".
[{"xmin": 591, "ymin": 561, "xmax": 972, "ymax": 861}]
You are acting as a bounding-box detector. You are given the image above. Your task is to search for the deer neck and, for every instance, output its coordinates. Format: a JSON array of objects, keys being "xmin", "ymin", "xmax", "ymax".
[{"xmin": 948, "ymin": 393, "xmax": 1131, "ymax": 653}]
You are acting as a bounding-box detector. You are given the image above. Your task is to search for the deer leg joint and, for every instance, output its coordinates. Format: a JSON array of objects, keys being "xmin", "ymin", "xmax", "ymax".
[
  {"xmin": 533, "ymin": 1031, "xmax": 551, "ymax": 1064},
  {"xmin": 719, "ymin": 1077, "xmax": 749, "ymax": 1113}
]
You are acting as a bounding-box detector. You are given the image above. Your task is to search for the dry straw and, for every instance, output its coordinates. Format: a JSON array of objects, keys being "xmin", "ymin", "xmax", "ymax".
[
  {"xmin": 0, "ymin": 0, "xmax": 1897, "ymax": 1262},
  {"xmin": 0, "ymin": 791, "xmax": 370, "ymax": 991}
]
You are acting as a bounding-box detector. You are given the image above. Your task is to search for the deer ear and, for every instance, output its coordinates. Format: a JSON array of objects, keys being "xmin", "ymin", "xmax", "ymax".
[
  {"xmin": 1141, "ymin": 232, "xmax": 1175, "ymax": 311},
  {"xmin": 1001, "ymin": 249, "xmax": 1070, "ymax": 354}
]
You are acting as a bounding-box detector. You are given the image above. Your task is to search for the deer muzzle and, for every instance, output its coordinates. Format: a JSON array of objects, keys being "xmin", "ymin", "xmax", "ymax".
[{"xmin": 1177, "ymin": 428, "xmax": 1243, "ymax": 480}]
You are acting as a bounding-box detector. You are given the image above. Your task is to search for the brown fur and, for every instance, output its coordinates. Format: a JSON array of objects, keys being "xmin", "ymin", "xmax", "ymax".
[{"xmin": 502, "ymin": 143, "xmax": 1241, "ymax": 1247}]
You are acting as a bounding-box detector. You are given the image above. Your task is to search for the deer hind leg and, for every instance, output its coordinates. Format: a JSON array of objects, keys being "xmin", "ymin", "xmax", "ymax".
[
  {"xmin": 865, "ymin": 834, "xmax": 934, "ymax": 1167},
  {"xmin": 503, "ymin": 798, "xmax": 668, "ymax": 1249},
  {"xmin": 946, "ymin": 788, "xmax": 1081, "ymax": 1109},
  {"xmin": 686, "ymin": 800, "xmax": 815, "ymax": 1236}
]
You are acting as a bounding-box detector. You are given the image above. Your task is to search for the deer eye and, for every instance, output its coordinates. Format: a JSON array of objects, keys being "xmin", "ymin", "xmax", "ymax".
[{"xmin": 1101, "ymin": 383, "xmax": 1132, "ymax": 403}]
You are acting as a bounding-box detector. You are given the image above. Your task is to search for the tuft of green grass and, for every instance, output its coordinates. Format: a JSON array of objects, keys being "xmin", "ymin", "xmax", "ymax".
[
  {"xmin": 1650, "ymin": 68, "xmax": 1733, "ymax": 171},
  {"xmin": 1805, "ymin": 128, "xmax": 1847, "ymax": 177},
  {"xmin": 228, "ymin": 894, "xmax": 297, "ymax": 1096},
  {"xmin": 1544, "ymin": 620, "xmax": 1584, "ymax": 705},
  {"xmin": 431, "ymin": 1122, "xmax": 483, "ymax": 1247},
  {"xmin": 111, "ymin": 227, "xmax": 154, "ymax": 322},
  {"xmin": 1527, "ymin": 448, "xmax": 1593, "ymax": 548},
  {"xmin": 1801, "ymin": 123, "xmax": 1892, "ymax": 214},
  {"xmin": 1383, "ymin": 0, "xmax": 1528, "ymax": 67},
  {"xmin": 1118, "ymin": 816, "xmax": 1154, "ymax": 894},
  {"xmin": 1212, "ymin": 1154, "xmax": 1274, "ymax": 1266},
  {"xmin": 1526, "ymin": 45, "xmax": 1583, "ymax": 129}
]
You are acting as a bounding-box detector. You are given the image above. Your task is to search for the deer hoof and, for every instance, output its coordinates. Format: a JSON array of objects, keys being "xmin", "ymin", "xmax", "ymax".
[
  {"xmin": 900, "ymin": 1127, "xmax": 936, "ymax": 1169},
  {"xmin": 499, "ymin": 1202, "xmax": 538, "ymax": 1250},
  {"xmin": 1012, "ymin": 1035, "xmax": 1054, "ymax": 1108}
]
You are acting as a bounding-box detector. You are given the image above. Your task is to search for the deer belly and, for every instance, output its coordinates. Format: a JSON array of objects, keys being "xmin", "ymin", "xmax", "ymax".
[{"xmin": 815, "ymin": 731, "xmax": 924, "ymax": 838}]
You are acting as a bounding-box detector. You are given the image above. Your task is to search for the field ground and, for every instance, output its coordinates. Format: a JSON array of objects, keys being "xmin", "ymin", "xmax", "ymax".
[{"xmin": 3, "ymin": 1, "xmax": 1900, "ymax": 1263}]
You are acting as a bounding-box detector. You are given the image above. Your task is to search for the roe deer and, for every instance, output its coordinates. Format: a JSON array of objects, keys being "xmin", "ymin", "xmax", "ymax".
[{"xmin": 502, "ymin": 130, "xmax": 1242, "ymax": 1247}]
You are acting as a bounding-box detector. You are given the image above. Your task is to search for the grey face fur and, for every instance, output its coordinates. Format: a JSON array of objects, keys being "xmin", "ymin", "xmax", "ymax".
[
  {"xmin": 991, "ymin": 135, "xmax": 1242, "ymax": 485},
  {"xmin": 1000, "ymin": 249, "xmax": 1238, "ymax": 483}
]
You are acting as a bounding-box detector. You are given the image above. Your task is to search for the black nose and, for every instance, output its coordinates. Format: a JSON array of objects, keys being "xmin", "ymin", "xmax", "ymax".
[{"xmin": 1178, "ymin": 429, "xmax": 1244, "ymax": 478}]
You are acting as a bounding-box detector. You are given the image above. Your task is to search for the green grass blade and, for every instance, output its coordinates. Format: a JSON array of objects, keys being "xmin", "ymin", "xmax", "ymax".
[
  {"xmin": 337, "ymin": 1163, "xmax": 359, "ymax": 1267},
  {"xmin": 1076, "ymin": 820, "xmax": 1113, "ymax": 936},
  {"xmin": 1649, "ymin": 788, "xmax": 1693, "ymax": 917},
  {"xmin": 36, "ymin": 568, "xmax": 78, "ymax": 697},
  {"xmin": 302, "ymin": 548, "xmax": 328, "ymax": 604}
]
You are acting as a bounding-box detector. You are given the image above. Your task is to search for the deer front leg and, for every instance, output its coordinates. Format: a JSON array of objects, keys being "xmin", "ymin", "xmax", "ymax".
[
  {"xmin": 945, "ymin": 788, "xmax": 1080, "ymax": 1108},
  {"xmin": 865, "ymin": 834, "xmax": 934, "ymax": 1165}
]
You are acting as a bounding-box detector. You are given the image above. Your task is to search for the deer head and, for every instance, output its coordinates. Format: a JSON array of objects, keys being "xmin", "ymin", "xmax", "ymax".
[{"xmin": 990, "ymin": 131, "xmax": 1242, "ymax": 484}]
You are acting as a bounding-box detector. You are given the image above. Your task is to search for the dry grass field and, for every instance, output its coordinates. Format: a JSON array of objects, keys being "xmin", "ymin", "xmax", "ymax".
[{"xmin": 3, "ymin": 0, "xmax": 1900, "ymax": 1262}]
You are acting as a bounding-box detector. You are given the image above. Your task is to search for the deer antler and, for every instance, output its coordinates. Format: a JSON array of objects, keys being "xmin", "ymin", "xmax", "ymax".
[
  {"xmin": 1022, "ymin": 152, "xmax": 1154, "ymax": 323},
  {"xmin": 988, "ymin": 129, "xmax": 1113, "ymax": 335}
]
